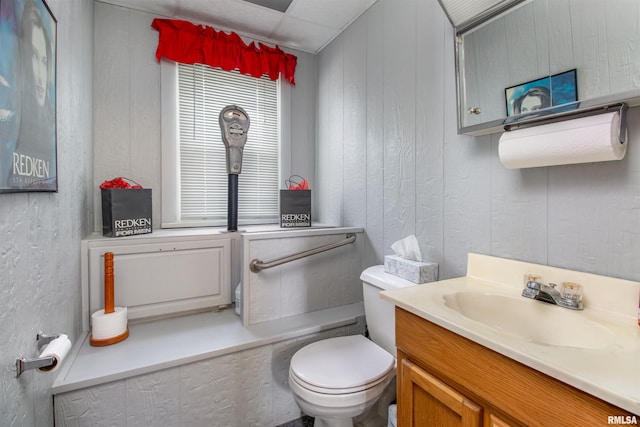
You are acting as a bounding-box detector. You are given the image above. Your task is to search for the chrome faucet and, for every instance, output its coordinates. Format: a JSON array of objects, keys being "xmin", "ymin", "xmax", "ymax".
[{"xmin": 522, "ymin": 276, "xmax": 583, "ymax": 310}]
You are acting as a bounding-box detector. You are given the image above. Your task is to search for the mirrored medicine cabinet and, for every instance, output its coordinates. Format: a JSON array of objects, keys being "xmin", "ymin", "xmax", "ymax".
[{"xmin": 448, "ymin": 0, "xmax": 640, "ymax": 136}]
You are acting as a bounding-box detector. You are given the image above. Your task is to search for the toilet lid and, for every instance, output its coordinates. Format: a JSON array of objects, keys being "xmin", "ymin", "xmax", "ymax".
[{"xmin": 290, "ymin": 335, "xmax": 395, "ymax": 391}]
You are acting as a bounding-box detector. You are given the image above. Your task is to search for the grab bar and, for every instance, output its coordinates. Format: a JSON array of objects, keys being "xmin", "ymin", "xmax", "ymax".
[{"xmin": 250, "ymin": 233, "xmax": 356, "ymax": 273}]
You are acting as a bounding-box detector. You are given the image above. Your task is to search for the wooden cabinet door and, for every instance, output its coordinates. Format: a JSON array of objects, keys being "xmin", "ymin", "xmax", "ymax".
[
  {"xmin": 487, "ymin": 414, "xmax": 515, "ymax": 427},
  {"xmin": 398, "ymin": 357, "xmax": 482, "ymax": 427}
]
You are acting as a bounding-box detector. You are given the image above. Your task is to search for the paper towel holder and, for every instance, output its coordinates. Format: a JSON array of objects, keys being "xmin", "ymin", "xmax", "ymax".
[
  {"xmin": 503, "ymin": 102, "xmax": 628, "ymax": 144},
  {"xmin": 15, "ymin": 331, "xmax": 63, "ymax": 378}
]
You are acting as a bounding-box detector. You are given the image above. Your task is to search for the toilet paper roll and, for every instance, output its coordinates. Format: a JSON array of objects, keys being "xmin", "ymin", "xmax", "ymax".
[
  {"xmin": 91, "ymin": 306, "xmax": 128, "ymax": 340},
  {"xmin": 498, "ymin": 111, "xmax": 626, "ymax": 169},
  {"xmin": 38, "ymin": 334, "xmax": 72, "ymax": 372}
]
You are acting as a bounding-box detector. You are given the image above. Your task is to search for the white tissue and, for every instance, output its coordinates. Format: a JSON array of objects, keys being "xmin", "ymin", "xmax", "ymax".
[
  {"xmin": 38, "ymin": 334, "xmax": 72, "ymax": 373},
  {"xmin": 391, "ymin": 235, "xmax": 422, "ymax": 262}
]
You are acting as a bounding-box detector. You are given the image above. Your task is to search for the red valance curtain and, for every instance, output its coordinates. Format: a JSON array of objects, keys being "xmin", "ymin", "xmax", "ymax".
[{"xmin": 151, "ymin": 19, "xmax": 297, "ymax": 85}]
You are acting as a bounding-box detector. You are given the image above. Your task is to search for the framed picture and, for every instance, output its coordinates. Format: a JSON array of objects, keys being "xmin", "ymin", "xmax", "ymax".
[
  {"xmin": 0, "ymin": 0, "xmax": 57, "ymax": 193},
  {"xmin": 505, "ymin": 69, "xmax": 577, "ymax": 117}
]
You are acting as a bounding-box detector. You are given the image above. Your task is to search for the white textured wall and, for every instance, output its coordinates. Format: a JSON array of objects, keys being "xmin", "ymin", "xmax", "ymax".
[
  {"xmin": 54, "ymin": 319, "xmax": 364, "ymax": 427},
  {"xmin": 317, "ymin": 0, "xmax": 640, "ymax": 283},
  {"xmin": 92, "ymin": 2, "xmax": 318, "ymax": 232},
  {"xmin": 0, "ymin": 1, "xmax": 94, "ymax": 426}
]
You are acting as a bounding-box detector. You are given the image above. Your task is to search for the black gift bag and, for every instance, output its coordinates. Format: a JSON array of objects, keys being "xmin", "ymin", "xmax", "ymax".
[
  {"xmin": 101, "ymin": 188, "xmax": 152, "ymax": 237},
  {"xmin": 280, "ymin": 190, "xmax": 311, "ymax": 227}
]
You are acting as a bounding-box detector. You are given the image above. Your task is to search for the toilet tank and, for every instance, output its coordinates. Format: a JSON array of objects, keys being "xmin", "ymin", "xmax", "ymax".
[{"xmin": 360, "ymin": 265, "xmax": 416, "ymax": 356}]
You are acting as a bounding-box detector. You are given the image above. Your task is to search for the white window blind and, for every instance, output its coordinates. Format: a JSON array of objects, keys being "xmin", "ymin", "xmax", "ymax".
[{"xmin": 177, "ymin": 63, "xmax": 279, "ymax": 223}]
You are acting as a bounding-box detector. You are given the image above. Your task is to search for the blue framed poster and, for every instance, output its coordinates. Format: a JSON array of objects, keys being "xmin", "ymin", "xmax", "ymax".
[
  {"xmin": 0, "ymin": 0, "xmax": 57, "ymax": 192},
  {"xmin": 505, "ymin": 69, "xmax": 577, "ymax": 118}
]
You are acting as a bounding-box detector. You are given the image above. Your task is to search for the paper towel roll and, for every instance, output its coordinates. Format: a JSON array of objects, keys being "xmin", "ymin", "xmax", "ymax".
[
  {"xmin": 91, "ymin": 306, "xmax": 128, "ymax": 340},
  {"xmin": 498, "ymin": 112, "xmax": 626, "ymax": 169},
  {"xmin": 38, "ymin": 334, "xmax": 71, "ymax": 372}
]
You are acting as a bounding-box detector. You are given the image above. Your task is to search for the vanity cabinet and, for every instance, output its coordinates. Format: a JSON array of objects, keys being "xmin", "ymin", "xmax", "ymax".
[
  {"xmin": 399, "ymin": 357, "xmax": 482, "ymax": 426},
  {"xmin": 395, "ymin": 307, "xmax": 635, "ymax": 427}
]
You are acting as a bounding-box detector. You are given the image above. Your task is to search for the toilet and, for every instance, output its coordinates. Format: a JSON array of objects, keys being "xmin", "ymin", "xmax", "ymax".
[{"xmin": 289, "ymin": 265, "xmax": 415, "ymax": 427}]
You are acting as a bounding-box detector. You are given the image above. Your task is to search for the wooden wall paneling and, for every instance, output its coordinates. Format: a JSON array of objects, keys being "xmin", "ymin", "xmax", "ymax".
[
  {"xmin": 546, "ymin": 0, "xmax": 574, "ymax": 76},
  {"xmin": 606, "ymin": 0, "xmax": 640, "ymax": 94},
  {"xmin": 441, "ymin": 13, "xmax": 492, "ymax": 279},
  {"xmin": 441, "ymin": 131, "xmax": 492, "ymax": 279},
  {"xmin": 382, "ymin": 0, "xmax": 417, "ymax": 251},
  {"xmin": 547, "ymin": 108, "xmax": 640, "ymax": 280},
  {"xmin": 93, "ymin": 3, "xmax": 132, "ymax": 231},
  {"xmin": 570, "ymin": 0, "xmax": 610, "ymax": 100},
  {"xmin": 342, "ymin": 17, "xmax": 368, "ymax": 230},
  {"xmin": 489, "ymin": 133, "xmax": 548, "ymax": 265},
  {"xmin": 129, "ymin": 10, "xmax": 162, "ymax": 224},
  {"xmin": 415, "ymin": 0, "xmax": 446, "ymax": 270},
  {"xmin": 531, "ymin": 0, "xmax": 550, "ymax": 78},
  {"xmin": 316, "ymin": 39, "xmax": 344, "ymax": 226},
  {"xmin": 94, "ymin": 4, "xmax": 131, "ymax": 171},
  {"xmin": 287, "ymin": 50, "xmax": 318, "ymax": 202},
  {"xmin": 281, "ymin": 68, "xmax": 293, "ymax": 185},
  {"xmin": 364, "ymin": 1, "xmax": 385, "ymax": 266},
  {"xmin": 441, "ymin": 20, "xmax": 465, "ymax": 279}
]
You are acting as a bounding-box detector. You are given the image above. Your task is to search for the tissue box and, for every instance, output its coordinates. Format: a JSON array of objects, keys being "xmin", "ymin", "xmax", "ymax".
[{"xmin": 384, "ymin": 255, "xmax": 438, "ymax": 284}]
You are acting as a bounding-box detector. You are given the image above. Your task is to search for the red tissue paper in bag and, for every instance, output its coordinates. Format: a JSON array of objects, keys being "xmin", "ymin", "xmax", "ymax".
[
  {"xmin": 100, "ymin": 178, "xmax": 152, "ymax": 237},
  {"xmin": 286, "ymin": 176, "xmax": 309, "ymax": 190},
  {"xmin": 281, "ymin": 175, "xmax": 310, "ymax": 227},
  {"xmin": 100, "ymin": 177, "xmax": 143, "ymax": 189}
]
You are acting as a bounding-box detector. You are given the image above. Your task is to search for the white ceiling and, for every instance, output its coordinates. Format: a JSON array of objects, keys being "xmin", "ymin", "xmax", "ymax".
[{"xmin": 99, "ymin": 0, "xmax": 379, "ymax": 54}]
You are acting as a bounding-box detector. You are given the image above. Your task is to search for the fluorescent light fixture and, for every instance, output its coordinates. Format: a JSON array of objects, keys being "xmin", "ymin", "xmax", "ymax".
[
  {"xmin": 243, "ymin": 0, "xmax": 294, "ymax": 13},
  {"xmin": 437, "ymin": 0, "xmax": 523, "ymax": 30}
]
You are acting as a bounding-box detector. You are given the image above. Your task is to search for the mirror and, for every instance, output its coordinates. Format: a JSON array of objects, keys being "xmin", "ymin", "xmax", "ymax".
[{"xmin": 457, "ymin": 0, "xmax": 640, "ymax": 135}]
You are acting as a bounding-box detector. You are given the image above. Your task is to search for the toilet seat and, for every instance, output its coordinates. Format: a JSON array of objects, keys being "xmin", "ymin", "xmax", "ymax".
[
  {"xmin": 289, "ymin": 368, "xmax": 394, "ymax": 411},
  {"xmin": 289, "ymin": 335, "xmax": 395, "ymax": 395},
  {"xmin": 290, "ymin": 367, "xmax": 392, "ymax": 395}
]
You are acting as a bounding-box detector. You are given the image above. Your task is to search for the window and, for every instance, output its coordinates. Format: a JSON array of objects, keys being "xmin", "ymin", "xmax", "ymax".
[{"xmin": 162, "ymin": 62, "xmax": 281, "ymax": 227}]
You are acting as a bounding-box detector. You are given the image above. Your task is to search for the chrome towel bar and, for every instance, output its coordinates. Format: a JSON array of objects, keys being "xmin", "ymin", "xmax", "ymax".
[{"xmin": 250, "ymin": 233, "xmax": 356, "ymax": 273}]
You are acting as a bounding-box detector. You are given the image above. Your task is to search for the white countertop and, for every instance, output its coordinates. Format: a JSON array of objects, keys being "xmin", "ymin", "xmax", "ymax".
[{"xmin": 380, "ymin": 253, "xmax": 640, "ymax": 415}]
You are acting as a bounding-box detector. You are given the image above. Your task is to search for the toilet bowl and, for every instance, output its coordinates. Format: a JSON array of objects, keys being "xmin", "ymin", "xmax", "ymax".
[
  {"xmin": 289, "ymin": 266, "xmax": 417, "ymax": 427},
  {"xmin": 289, "ymin": 335, "xmax": 395, "ymax": 427}
]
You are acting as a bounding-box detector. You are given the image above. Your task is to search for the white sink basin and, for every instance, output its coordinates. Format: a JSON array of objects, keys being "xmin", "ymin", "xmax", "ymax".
[{"xmin": 443, "ymin": 291, "xmax": 617, "ymax": 349}]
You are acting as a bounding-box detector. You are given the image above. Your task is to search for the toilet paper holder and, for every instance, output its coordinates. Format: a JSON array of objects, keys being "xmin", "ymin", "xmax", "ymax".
[{"xmin": 15, "ymin": 332, "xmax": 63, "ymax": 378}]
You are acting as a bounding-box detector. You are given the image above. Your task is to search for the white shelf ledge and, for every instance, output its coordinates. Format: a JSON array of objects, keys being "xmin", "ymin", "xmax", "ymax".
[{"xmin": 52, "ymin": 303, "xmax": 364, "ymax": 394}]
